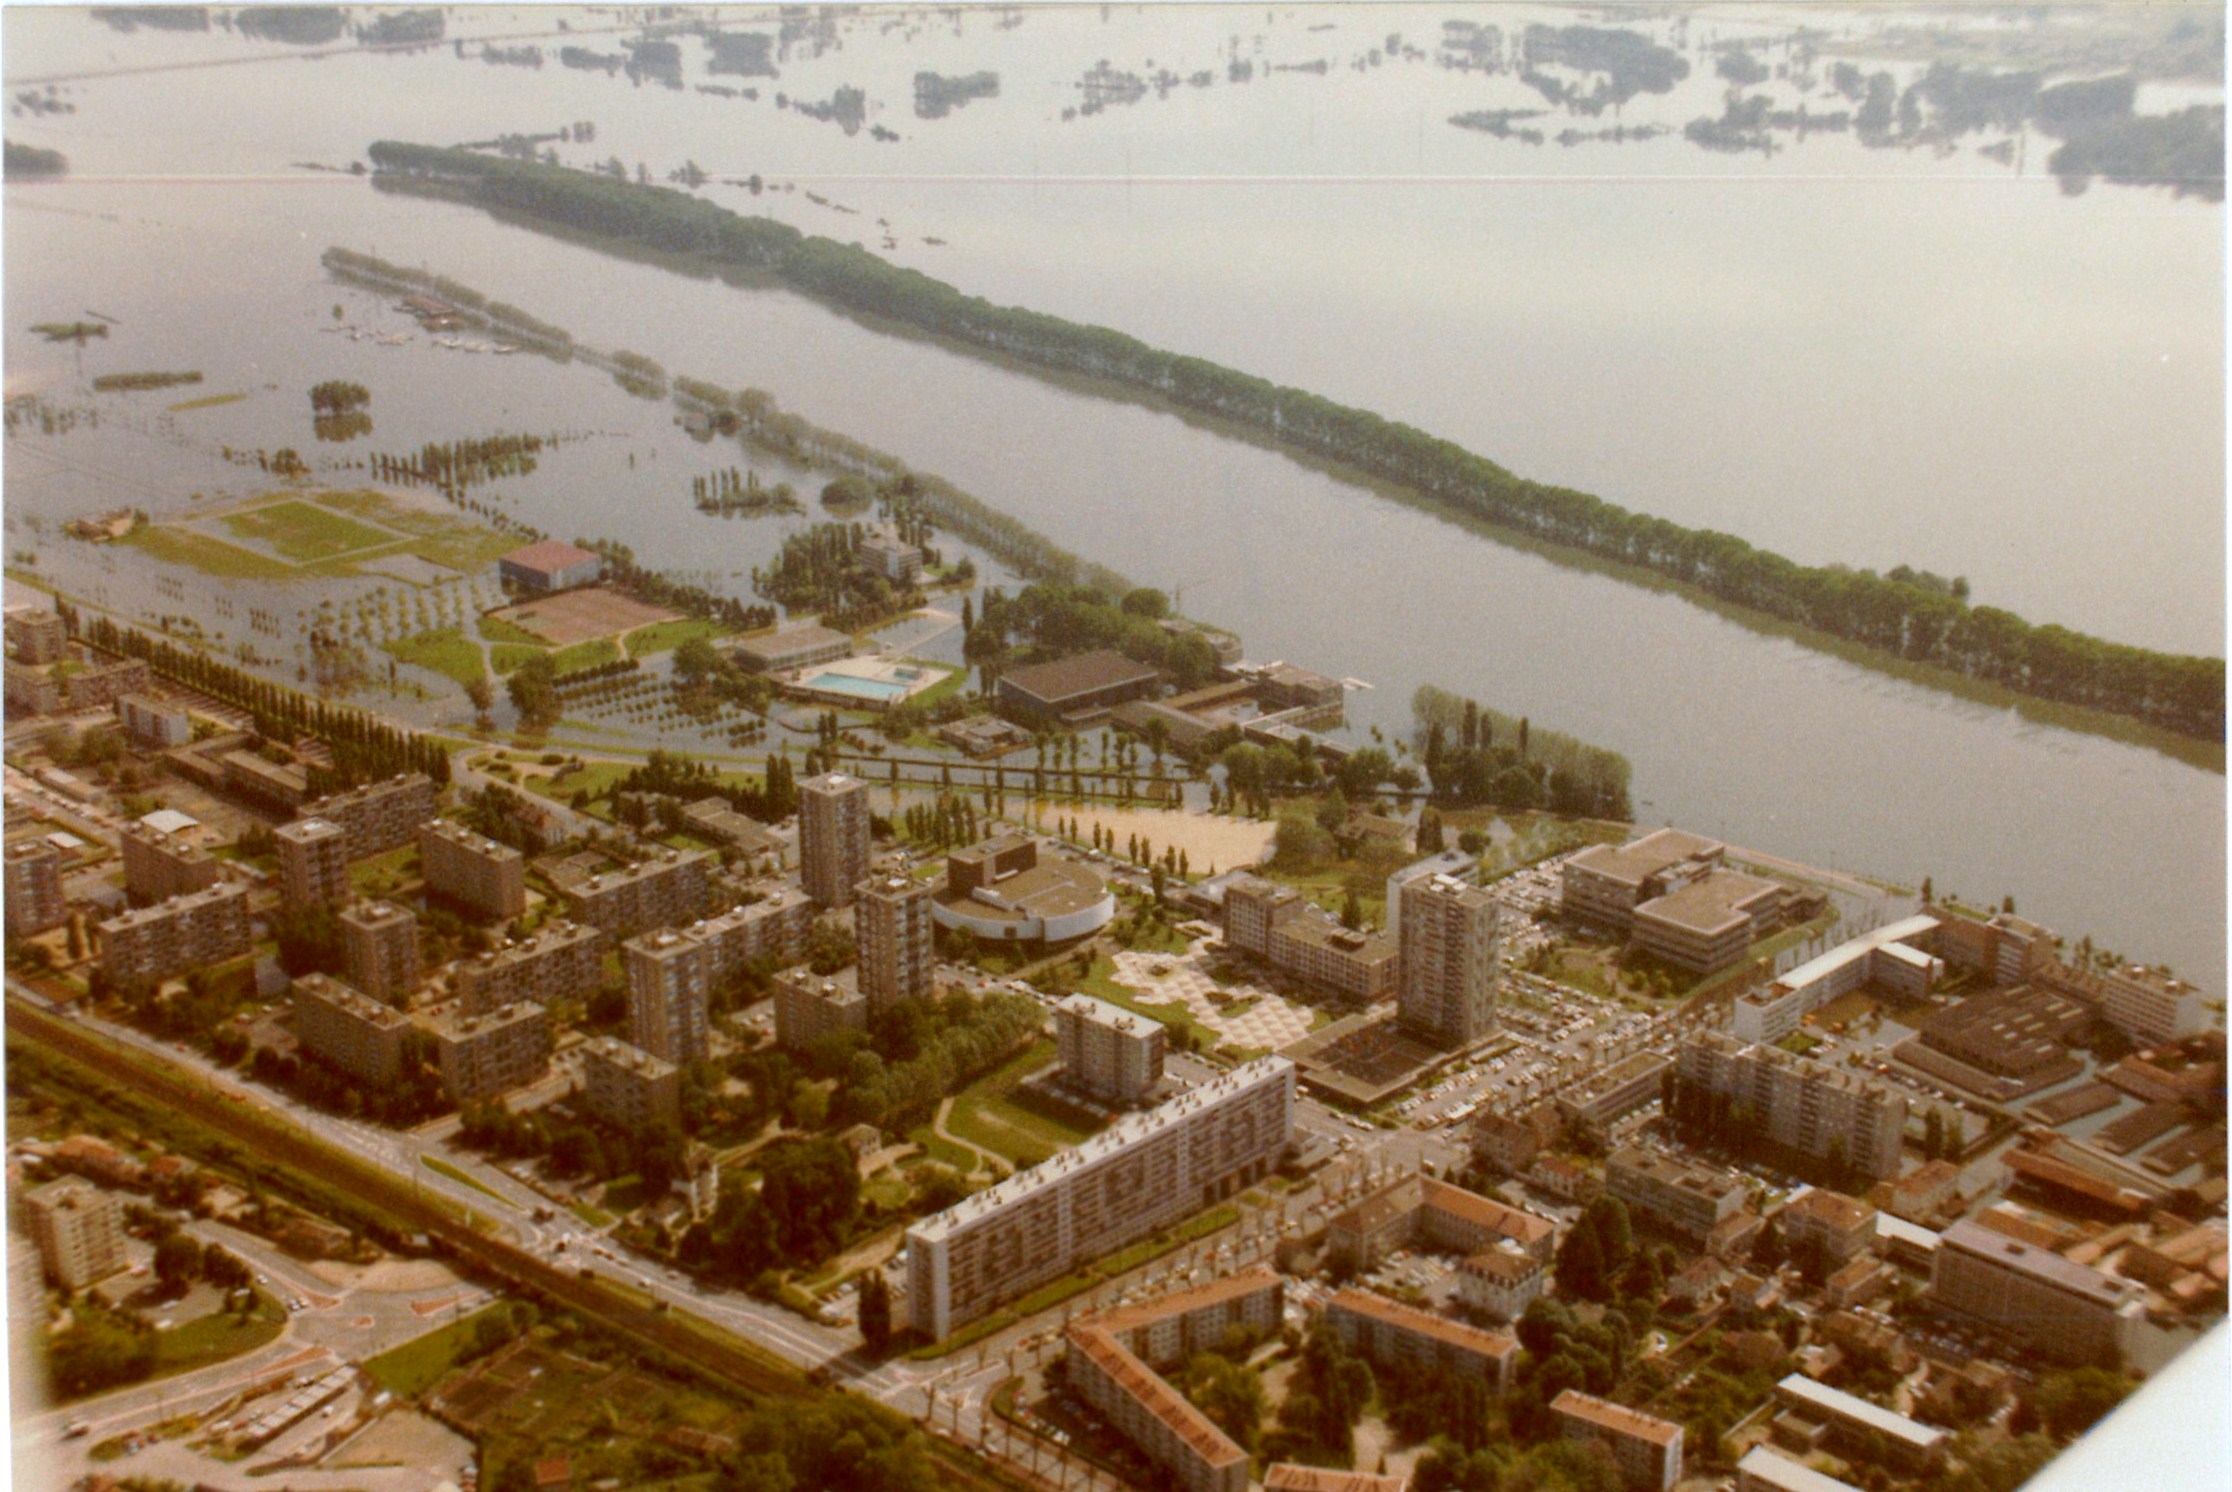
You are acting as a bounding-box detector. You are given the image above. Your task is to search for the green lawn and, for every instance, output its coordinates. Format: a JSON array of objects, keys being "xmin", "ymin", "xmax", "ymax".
[
  {"xmin": 363, "ymin": 1302, "xmax": 511, "ymax": 1398},
  {"xmin": 943, "ymin": 1040, "xmax": 1096, "ymax": 1168},
  {"xmin": 905, "ymin": 1126, "xmax": 983, "ymax": 1174},
  {"xmin": 625, "ymin": 617, "xmax": 726, "ymax": 657},
  {"xmin": 421, "ymin": 1154, "xmax": 505, "ymax": 1203},
  {"xmin": 1077, "ymin": 954, "xmax": 1217, "ymax": 1053},
  {"xmin": 121, "ymin": 524, "xmax": 295, "ymax": 580},
  {"xmin": 153, "ymin": 1290, "xmax": 285, "ymax": 1375},
  {"xmin": 553, "ymin": 638, "xmax": 622, "ymax": 674},
  {"xmin": 350, "ymin": 844, "xmax": 421, "ymax": 899},
  {"xmin": 490, "ymin": 643, "xmax": 544, "ymax": 675},
  {"xmin": 905, "ymin": 662, "xmax": 970, "ymax": 709},
  {"xmin": 381, "ymin": 628, "xmax": 487, "ymax": 688},
  {"xmin": 223, "ymin": 499, "xmax": 398, "ymax": 563},
  {"xmin": 316, "ymin": 489, "xmax": 518, "ymax": 573}
]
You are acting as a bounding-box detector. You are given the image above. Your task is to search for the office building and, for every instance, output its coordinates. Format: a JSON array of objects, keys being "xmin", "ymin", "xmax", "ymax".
[
  {"xmin": 117, "ymin": 693, "xmax": 192, "ymax": 748},
  {"xmin": 426, "ymin": 1001, "xmax": 550, "ymax": 1105},
  {"xmin": 1550, "ymin": 1391, "xmax": 1684, "ymax": 1492},
  {"xmin": 546, "ymin": 847, "xmax": 712, "ymax": 935},
  {"xmin": 1733, "ymin": 916, "xmax": 1943, "ymax": 1044},
  {"xmin": 119, "ymin": 822, "xmax": 222, "ymax": 905},
  {"xmin": 97, "ymin": 882, "xmax": 251, "ymax": 987},
  {"xmin": 856, "ymin": 871, "xmax": 936, "ymax": 1016},
  {"xmin": 1630, "ymin": 869, "xmax": 1787, "ymax": 975},
  {"xmin": 1328, "ymin": 1174, "xmax": 1554, "ymax": 1270},
  {"xmin": 300, "ymin": 773, "xmax": 439, "ymax": 860},
  {"xmin": 1561, "ymin": 828, "xmax": 1726, "ymax": 935},
  {"xmin": 906, "ymin": 1059, "xmax": 1294, "ymax": 1340},
  {"xmin": 341, "ymin": 900, "xmax": 421, "ymax": 1004},
  {"xmin": 579, "ymin": 1037, "xmax": 682, "ymax": 1134},
  {"xmin": 773, "ymin": 968, "xmax": 869, "ymax": 1051},
  {"xmin": 1556, "ymin": 1052, "xmax": 1673, "ymax": 1133},
  {"xmin": 1398, "ymin": 873, "xmax": 1499, "ymax": 1047},
  {"xmin": 291, "ymin": 972, "xmax": 410, "ymax": 1087},
  {"xmin": 1327, "ymin": 1289, "xmax": 1519, "ymax": 1392},
  {"xmin": 1926, "ymin": 909, "xmax": 2060, "ymax": 987},
  {"xmin": 625, "ymin": 927, "xmax": 716, "ymax": 1066},
  {"xmin": 1932, "ymin": 1218, "xmax": 2148, "ymax": 1366},
  {"xmin": 935, "ymin": 833, "xmax": 1117, "ymax": 944},
  {"xmin": 1780, "ymin": 1190, "xmax": 1880, "ymax": 1271},
  {"xmin": 1056, "ymin": 993, "xmax": 1167, "ymax": 1103},
  {"xmin": 1065, "ymin": 1269, "xmax": 1282, "ymax": 1492},
  {"xmin": 454, "ymin": 920, "xmax": 606, "ymax": 1015},
  {"xmin": 1222, "ymin": 874, "xmax": 1398, "ymax": 1002},
  {"xmin": 1456, "ymin": 1242, "xmax": 1548, "ymax": 1323},
  {"xmin": 1673, "ymin": 1032, "xmax": 1906, "ymax": 1181},
  {"xmin": 22, "ymin": 1178, "xmax": 126, "ymax": 1290},
  {"xmin": 275, "ymin": 817, "xmax": 351, "ymax": 909},
  {"xmin": 419, "ymin": 820, "xmax": 526, "ymax": 921},
  {"xmin": 5, "ymin": 838, "xmax": 67, "ymax": 937},
  {"xmin": 2094, "ymin": 964, "xmax": 2213, "ymax": 1046},
  {"xmin": 1606, "ymin": 1148, "xmax": 1747, "ymax": 1242},
  {"xmin": 799, "ymin": 772, "xmax": 872, "ymax": 909},
  {"xmin": 1769, "ymin": 1376, "xmax": 1947, "ymax": 1474}
]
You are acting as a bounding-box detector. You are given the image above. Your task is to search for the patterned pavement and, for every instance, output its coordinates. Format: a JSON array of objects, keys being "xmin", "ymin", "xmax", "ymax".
[{"xmin": 1108, "ymin": 939, "xmax": 1316, "ymax": 1050}]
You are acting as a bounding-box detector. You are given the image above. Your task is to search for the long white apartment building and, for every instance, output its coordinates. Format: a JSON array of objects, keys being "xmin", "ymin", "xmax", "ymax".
[
  {"xmin": 1733, "ymin": 915, "xmax": 1944, "ymax": 1044},
  {"xmin": 905, "ymin": 1057, "xmax": 1294, "ymax": 1341}
]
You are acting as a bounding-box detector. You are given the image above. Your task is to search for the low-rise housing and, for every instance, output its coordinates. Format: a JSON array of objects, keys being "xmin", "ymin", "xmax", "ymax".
[
  {"xmin": 1456, "ymin": 1241, "xmax": 1548, "ymax": 1323},
  {"xmin": 1328, "ymin": 1174, "xmax": 1554, "ymax": 1270},
  {"xmin": 223, "ymin": 748, "xmax": 309, "ymax": 812},
  {"xmin": 1736, "ymin": 1446, "xmax": 1861, "ymax": 1492},
  {"xmin": 1556, "ymin": 1052, "xmax": 1672, "ymax": 1133},
  {"xmin": 1769, "ymin": 1374, "xmax": 1947, "ymax": 1473}
]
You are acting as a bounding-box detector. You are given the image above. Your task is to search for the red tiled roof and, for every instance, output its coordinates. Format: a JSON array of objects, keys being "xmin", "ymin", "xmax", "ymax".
[
  {"xmin": 1329, "ymin": 1289, "xmax": 1518, "ymax": 1361},
  {"xmin": 1552, "ymin": 1389, "xmax": 1682, "ymax": 1448},
  {"xmin": 500, "ymin": 539, "xmax": 600, "ymax": 574}
]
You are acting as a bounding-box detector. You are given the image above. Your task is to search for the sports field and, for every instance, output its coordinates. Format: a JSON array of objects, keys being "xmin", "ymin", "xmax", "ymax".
[{"xmin": 222, "ymin": 499, "xmax": 400, "ymax": 562}]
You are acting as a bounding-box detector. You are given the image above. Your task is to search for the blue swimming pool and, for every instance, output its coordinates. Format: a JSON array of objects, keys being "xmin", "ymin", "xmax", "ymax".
[{"xmin": 800, "ymin": 670, "xmax": 910, "ymax": 701}]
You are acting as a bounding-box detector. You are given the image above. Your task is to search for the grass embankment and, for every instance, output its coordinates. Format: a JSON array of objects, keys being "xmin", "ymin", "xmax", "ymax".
[
  {"xmin": 942, "ymin": 1040, "xmax": 1096, "ymax": 1169},
  {"xmin": 624, "ymin": 616, "xmax": 726, "ymax": 656},
  {"xmin": 154, "ymin": 1289, "xmax": 286, "ymax": 1377},
  {"xmin": 364, "ymin": 1302, "xmax": 512, "ymax": 1398},
  {"xmin": 423, "ymin": 1155, "xmax": 508, "ymax": 1203},
  {"xmin": 905, "ymin": 1203, "xmax": 1241, "ymax": 1360}
]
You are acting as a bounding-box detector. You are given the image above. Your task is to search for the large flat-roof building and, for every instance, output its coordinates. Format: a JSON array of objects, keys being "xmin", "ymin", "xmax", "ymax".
[
  {"xmin": 341, "ymin": 900, "xmax": 422, "ymax": 1005},
  {"xmin": 1550, "ymin": 1391, "xmax": 1684, "ymax": 1492},
  {"xmin": 1327, "ymin": 1289, "xmax": 1519, "ymax": 1392},
  {"xmin": 5, "ymin": 838, "xmax": 67, "ymax": 937},
  {"xmin": 799, "ymin": 772, "xmax": 871, "ymax": 910},
  {"xmin": 97, "ymin": 882, "xmax": 251, "ymax": 987},
  {"xmin": 426, "ymin": 1001, "xmax": 550, "ymax": 1105},
  {"xmin": 275, "ymin": 817, "xmax": 351, "ymax": 909},
  {"xmin": 1398, "ymin": 873, "xmax": 1499, "ymax": 1048},
  {"xmin": 1674, "ymin": 1032, "xmax": 1907, "ymax": 1181},
  {"xmin": 23, "ymin": 1178, "xmax": 127, "ymax": 1290},
  {"xmin": 906, "ymin": 1058, "xmax": 1294, "ymax": 1341},
  {"xmin": 221, "ymin": 748, "xmax": 309, "ymax": 811},
  {"xmin": 1557, "ymin": 1052, "xmax": 1673, "ymax": 1133},
  {"xmin": 454, "ymin": 920, "xmax": 606, "ymax": 1015},
  {"xmin": 579, "ymin": 1037, "xmax": 682, "ymax": 1134},
  {"xmin": 298, "ymin": 774, "xmax": 438, "ymax": 860},
  {"xmin": 734, "ymin": 621, "xmax": 852, "ymax": 674},
  {"xmin": 996, "ymin": 648, "xmax": 1161, "ymax": 722},
  {"xmin": 934, "ymin": 834, "xmax": 1116, "ymax": 944},
  {"xmin": 2094, "ymin": 964, "xmax": 2214, "ymax": 1046},
  {"xmin": 498, "ymin": 538, "xmax": 604, "ymax": 594},
  {"xmin": 119, "ymin": 822, "xmax": 223, "ymax": 905},
  {"xmin": 1631, "ymin": 869, "xmax": 1787, "ymax": 975},
  {"xmin": 545, "ymin": 847, "xmax": 712, "ymax": 935},
  {"xmin": 1607, "ymin": 1147, "xmax": 1748, "ymax": 1242},
  {"xmin": 1932, "ymin": 1218, "xmax": 2149, "ymax": 1366},
  {"xmin": 1736, "ymin": 1447, "xmax": 1861, "ymax": 1492},
  {"xmin": 1561, "ymin": 828, "xmax": 1726, "ymax": 936},
  {"xmin": 1769, "ymin": 1375, "xmax": 1947, "ymax": 1474},
  {"xmin": 1056, "ymin": 993, "xmax": 1168, "ymax": 1104},
  {"xmin": 291, "ymin": 972, "xmax": 410, "ymax": 1088},
  {"xmin": 856, "ymin": 871, "xmax": 936, "ymax": 1016},
  {"xmin": 420, "ymin": 820, "xmax": 527, "ymax": 921},
  {"xmin": 1222, "ymin": 874, "xmax": 1399, "ymax": 1002},
  {"xmin": 1065, "ymin": 1269, "xmax": 1283, "ymax": 1492},
  {"xmin": 773, "ymin": 968, "xmax": 869, "ymax": 1052}
]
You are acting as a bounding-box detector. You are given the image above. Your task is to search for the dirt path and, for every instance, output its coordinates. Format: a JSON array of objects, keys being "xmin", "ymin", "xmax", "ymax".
[{"xmin": 932, "ymin": 1097, "xmax": 999, "ymax": 1179}]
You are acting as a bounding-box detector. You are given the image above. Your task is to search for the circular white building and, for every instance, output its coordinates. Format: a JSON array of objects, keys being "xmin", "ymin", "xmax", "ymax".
[{"xmin": 932, "ymin": 833, "xmax": 1116, "ymax": 943}]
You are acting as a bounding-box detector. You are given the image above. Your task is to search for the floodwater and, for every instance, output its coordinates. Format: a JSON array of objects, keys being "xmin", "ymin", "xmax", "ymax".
[{"xmin": 1, "ymin": 4, "xmax": 2223, "ymax": 988}]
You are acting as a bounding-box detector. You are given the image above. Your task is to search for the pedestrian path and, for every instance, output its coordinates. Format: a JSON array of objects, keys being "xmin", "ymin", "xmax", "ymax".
[{"xmin": 1108, "ymin": 937, "xmax": 1314, "ymax": 1051}]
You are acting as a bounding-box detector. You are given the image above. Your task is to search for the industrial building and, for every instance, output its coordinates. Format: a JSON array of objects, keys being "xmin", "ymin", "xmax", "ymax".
[{"xmin": 497, "ymin": 538, "xmax": 604, "ymax": 594}]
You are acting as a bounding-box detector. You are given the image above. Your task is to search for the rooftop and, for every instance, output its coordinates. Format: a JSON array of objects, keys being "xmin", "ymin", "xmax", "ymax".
[
  {"xmin": 276, "ymin": 815, "xmax": 344, "ymax": 843},
  {"xmin": 1767, "ymin": 914, "xmax": 1943, "ymax": 996},
  {"xmin": 138, "ymin": 808, "xmax": 200, "ymax": 836},
  {"xmin": 1783, "ymin": 1188, "xmax": 1877, "ymax": 1235},
  {"xmin": 1330, "ymin": 1288, "xmax": 1518, "ymax": 1361},
  {"xmin": 1000, "ymin": 648, "xmax": 1160, "ymax": 707},
  {"xmin": 1774, "ymin": 1374, "xmax": 1947, "ymax": 1452},
  {"xmin": 1057, "ymin": 992, "xmax": 1155, "ymax": 1035},
  {"xmin": 1549, "ymin": 1389, "xmax": 1682, "ymax": 1447},
  {"xmin": 941, "ymin": 855, "xmax": 1108, "ymax": 923},
  {"xmin": 499, "ymin": 538, "xmax": 601, "ymax": 574},
  {"xmin": 1459, "ymin": 1243, "xmax": 1543, "ymax": 1282},
  {"xmin": 1264, "ymin": 1466, "xmax": 1410, "ymax": 1492},
  {"xmin": 1067, "ymin": 1320, "xmax": 1247, "ymax": 1472},
  {"xmin": 1609, "ymin": 1147, "xmax": 1747, "ymax": 1203},
  {"xmin": 1422, "ymin": 1177, "xmax": 1555, "ymax": 1246},
  {"xmin": 293, "ymin": 972, "xmax": 406, "ymax": 1028},
  {"xmin": 1634, "ymin": 868, "xmax": 1783, "ymax": 935},
  {"xmin": 1735, "ymin": 1446, "xmax": 1862, "ymax": 1492},
  {"xmin": 1939, "ymin": 1219, "xmax": 2150, "ymax": 1308},
  {"xmin": 1084, "ymin": 1264, "xmax": 1281, "ymax": 1337},
  {"xmin": 583, "ymin": 1036, "xmax": 677, "ymax": 1079},
  {"xmin": 1565, "ymin": 827, "xmax": 1723, "ymax": 888}
]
